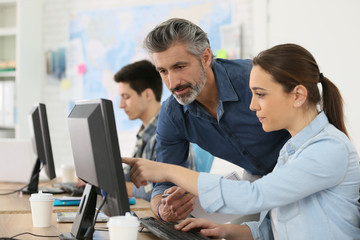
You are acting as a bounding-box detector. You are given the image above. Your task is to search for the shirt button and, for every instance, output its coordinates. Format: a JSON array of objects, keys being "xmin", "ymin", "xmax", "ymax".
[
  {"xmin": 242, "ymin": 150, "xmax": 248, "ymax": 155},
  {"xmin": 228, "ymin": 133, "xmax": 232, "ymax": 137}
]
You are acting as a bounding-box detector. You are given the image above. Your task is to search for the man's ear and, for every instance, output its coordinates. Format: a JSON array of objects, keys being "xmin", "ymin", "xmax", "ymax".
[
  {"xmin": 143, "ymin": 88, "xmax": 155, "ymax": 101},
  {"xmin": 201, "ymin": 48, "xmax": 212, "ymax": 67},
  {"xmin": 293, "ymin": 85, "xmax": 308, "ymax": 107}
]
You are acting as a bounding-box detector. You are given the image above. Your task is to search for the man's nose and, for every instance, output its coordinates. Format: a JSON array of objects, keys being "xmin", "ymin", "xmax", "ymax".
[
  {"xmin": 119, "ymin": 98, "xmax": 125, "ymax": 108},
  {"xmin": 167, "ymin": 71, "xmax": 180, "ymax": 89}
]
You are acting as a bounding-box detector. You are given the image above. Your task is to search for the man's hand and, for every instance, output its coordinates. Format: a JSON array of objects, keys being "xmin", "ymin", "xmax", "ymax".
[
  {"xmin": 156, "ymin": 186, "xmax": 196, "ymax": 222},
  {"xmin": 75, "ymin": 178, "xmax": 86, "ymax": 188}
]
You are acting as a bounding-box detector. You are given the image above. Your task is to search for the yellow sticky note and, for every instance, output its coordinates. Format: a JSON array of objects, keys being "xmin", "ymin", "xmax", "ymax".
[
  {"xmin": 216, "ymin": 49, "xmax": 227, "ymax": 59},
  {"xmin": 60, "ymin": 78, "xmax": 71, "ymax": 90}
]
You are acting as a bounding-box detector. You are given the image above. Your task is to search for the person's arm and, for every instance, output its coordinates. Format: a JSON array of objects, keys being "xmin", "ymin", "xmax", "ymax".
[
  {"xmin": 123, "ymin": 157, "xmax": 199, "ymax": 195},
  {"xmin": 175, "ymin": 218, "xmax": 254, "ymax": 240},
  {"xmin": 123, "ymin": 157, "xmax": 198, "ymax": 222},
  {"xmin": 125, "ymin": 137, "xmax": 349, "ymax": 216},
  {"xmin": 196, "ymin": 136, "xmax": 350, "ymax": 215}
]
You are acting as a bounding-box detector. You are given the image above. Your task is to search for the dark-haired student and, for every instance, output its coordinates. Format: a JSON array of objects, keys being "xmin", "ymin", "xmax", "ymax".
[{"xmin": 124, "ymin": 43, "xmax": 360, "ymax": 239}]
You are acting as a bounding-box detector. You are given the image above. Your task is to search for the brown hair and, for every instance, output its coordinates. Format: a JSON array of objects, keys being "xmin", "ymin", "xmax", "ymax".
[
  {"xmin": 253, "ymin": 43, "xmax": 348, "ymax": 137},
  {"xmin": 114, "ymin": 60, "xmax": 162, "ymax": 102}
]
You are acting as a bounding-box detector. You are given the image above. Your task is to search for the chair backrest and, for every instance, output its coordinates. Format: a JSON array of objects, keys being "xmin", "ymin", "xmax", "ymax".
[{"xmin": 191, "ymin": 143, "xmax": 214, "ymax": 173}]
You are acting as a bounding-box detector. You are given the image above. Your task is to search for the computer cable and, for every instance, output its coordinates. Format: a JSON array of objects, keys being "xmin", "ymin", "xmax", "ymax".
[
  {"xmin": 83, "ymin": 192, "xmax": 108, "ymax": 239},
  {"xmin": 0, "ymin": 165, "xmax": 44, "ymax": 196},
  {"xmin": 0, "ymin": 231, "xmax": 58, "ymax": 239}
]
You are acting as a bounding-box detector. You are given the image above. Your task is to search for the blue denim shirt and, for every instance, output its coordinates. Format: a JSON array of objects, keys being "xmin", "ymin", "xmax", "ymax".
[
  {"xmin": 152, "ymin": 58, "xmax": 290, "ymax": 198},
  {"xmin": 198, "ymin": 112, "xmax": 360, "ymax": 239}
]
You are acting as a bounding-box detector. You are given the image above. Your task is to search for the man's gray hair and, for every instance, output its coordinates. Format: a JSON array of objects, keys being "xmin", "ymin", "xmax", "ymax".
[{"xmin": 143, "ymin": 18, "xmax": 215, "ymax": 65}]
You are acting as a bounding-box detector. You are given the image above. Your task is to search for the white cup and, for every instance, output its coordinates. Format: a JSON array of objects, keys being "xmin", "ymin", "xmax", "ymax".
[
  {"xmin": 61, "ymin": 164, "xmax": 76, "ymax": 183},
  {"xmin": 107, "ymin": 212, "xmax": 140, "ymax": 240},
  {"xmin": 29, "ymin": 191, "xmax": 54, "ymax": 227}
]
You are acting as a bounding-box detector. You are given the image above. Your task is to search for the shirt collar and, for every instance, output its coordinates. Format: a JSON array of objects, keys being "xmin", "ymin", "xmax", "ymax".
[
  {"xmin": 284, "ymin": 111, "xmax": 329, "ymax": 156},
  {"xmin": 137, "ymin": 112, "xmax": 159, "ymax": 141},
  {"xmin": 183, "ymin": 59, "xmax": 239, "ymax": 113}
]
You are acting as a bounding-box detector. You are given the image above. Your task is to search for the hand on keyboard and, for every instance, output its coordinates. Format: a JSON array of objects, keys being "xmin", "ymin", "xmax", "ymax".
[
  {"xmin": 139, "ymin": 217, "xmax": 209, "ymax": 240},
  {"xmin": 56, "ymin": 182, "xmax": 84, "ymax": 196}
]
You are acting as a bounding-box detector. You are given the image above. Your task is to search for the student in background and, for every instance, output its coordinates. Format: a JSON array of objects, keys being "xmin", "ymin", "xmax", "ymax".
[
  {"xmin": 140, "ymin": 17, "xmax": 290, "ymax": 222},
  {"xmin": 113, "ymin": 59, "xmax": 162, "ymax": 201},
  {"xmin": 114, "ymin": 59, "xmax": 196, "ymax": 201},
  {"xmin": 124, "ymin": 44, "xmax": 360, "ymax": 239}
]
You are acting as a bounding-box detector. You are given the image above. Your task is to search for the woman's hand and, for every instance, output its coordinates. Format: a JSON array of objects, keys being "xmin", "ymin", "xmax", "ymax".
[
  {"xmin": 175, "ymin": 218, "xmax": 227, "ymax": 239},
  {"xmin": 122, "ymin": 157, "xmax": 200, "ymax": 198},
  {"xmin": 122, "ymin": 157, "xmax": 170, "ymax": 187},
  {"xmin": 175, "ymin": 218, "xmax": 254, "ymax": 240}
]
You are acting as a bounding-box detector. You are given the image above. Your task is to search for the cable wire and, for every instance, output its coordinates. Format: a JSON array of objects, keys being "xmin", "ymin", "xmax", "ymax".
[
  {"xmin": 83, "ymin": 193, "xmax": 108, "ymax": 239},
  {"xmin": 0, "ymin": 165, "xmax": 44, "ymax": 196}
]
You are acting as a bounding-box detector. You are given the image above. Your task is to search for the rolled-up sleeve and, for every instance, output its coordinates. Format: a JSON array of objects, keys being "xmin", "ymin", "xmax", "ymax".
[{"xmin": 198, "ymin": 173, "xmax": 224, "ymax": 212}]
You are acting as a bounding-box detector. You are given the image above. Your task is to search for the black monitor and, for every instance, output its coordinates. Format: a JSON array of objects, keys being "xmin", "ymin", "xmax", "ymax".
[
  {"xmin": 22, "ymin": 103, "xmax": 64, "ymax": 194},
  {"xmin": 59, "ymin": 98, "xmax": 130, "ymax": 240}
]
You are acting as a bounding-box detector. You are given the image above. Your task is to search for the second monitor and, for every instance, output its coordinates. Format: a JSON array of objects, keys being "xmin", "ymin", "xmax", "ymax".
[{"xmin": 60, "ymin": 98, "xmax": 130, "ymax": 239}]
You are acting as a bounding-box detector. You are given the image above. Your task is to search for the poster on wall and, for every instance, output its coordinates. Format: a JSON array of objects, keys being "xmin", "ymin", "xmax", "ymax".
[{"xmin": 65, "ymin": 0, "xmax": 235, "ymax": 131}]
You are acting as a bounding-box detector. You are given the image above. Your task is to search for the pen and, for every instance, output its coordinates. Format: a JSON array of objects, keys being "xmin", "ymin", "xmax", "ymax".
[
  {"xmin": 162, "ymin": 192, "xmax": 188, "ymax": 198},
  {"xmin": 162, "ymin": 193, "xmax": 171, "ymax": 198}
]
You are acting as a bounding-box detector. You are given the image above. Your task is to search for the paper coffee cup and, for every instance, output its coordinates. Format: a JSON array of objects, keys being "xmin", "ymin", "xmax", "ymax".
[
  {"xmin": 29, "ymin": 191, "xmax": 54, "ymax": 227},
  {"xmin": 107, "ymin": 212, "xmax": 139, "ymax": 240},
  {"xmin": 61, "ymin": 164, "xmax": 76, "ymax": 183}
]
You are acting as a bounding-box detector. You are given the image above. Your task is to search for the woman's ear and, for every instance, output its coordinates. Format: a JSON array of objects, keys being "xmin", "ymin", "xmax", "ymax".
[{"xmin": 293, "ymin": 85, "xmax": 308, "ymax": 107}]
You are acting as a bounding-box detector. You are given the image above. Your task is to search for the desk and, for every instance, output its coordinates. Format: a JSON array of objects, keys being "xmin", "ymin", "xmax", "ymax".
[
  {"xmin": 0, "ymin": 211, "xmax": 160, "ymax": 240},
  {"xmin": 1, "ymin": 181, "xmax": 159, "ymax": 239},
  {"xmin": 0, "ymin": 182, "xmax": 150, "ymax": 214}
]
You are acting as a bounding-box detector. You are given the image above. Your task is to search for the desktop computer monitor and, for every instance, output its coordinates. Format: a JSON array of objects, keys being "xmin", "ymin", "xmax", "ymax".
[
  {"xmin": 60, "ymin": 98, "xmax": 130, "ymax": 239},
  {"xmin": 22, "ymin": 103, "xmax": 62, "ymax": 194}
]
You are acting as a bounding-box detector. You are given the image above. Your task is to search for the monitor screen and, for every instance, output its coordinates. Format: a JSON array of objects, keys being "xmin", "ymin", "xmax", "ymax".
[
  {"xmin": 22, "ymin": 103, "xmax": 63, "ymax": 194},
  {"xmin": 60, "ymin": 98, "xmax": 130, "ymax": 239}
]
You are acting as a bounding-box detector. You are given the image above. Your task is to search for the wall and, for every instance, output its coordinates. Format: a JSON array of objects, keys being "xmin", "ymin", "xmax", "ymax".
[
  {"xmin": 42, "ymin": 0, "xmax": 359, "ymax": 173},
  {"xmin": 41, "ymin": 0, "xmax": 253, "ymax": 170},
  {"xmin": 253, "ymin": 0, "xmax": 360, "ymax": 152}
]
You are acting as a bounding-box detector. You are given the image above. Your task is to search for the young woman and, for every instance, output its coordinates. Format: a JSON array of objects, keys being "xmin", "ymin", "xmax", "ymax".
[{"xmin": 123, "ymin": 44, "xmax": 360, "ymax": 239}]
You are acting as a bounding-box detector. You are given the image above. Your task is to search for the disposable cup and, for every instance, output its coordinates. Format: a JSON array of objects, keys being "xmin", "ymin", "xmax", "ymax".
[
  {"xmin": 29, "ymin": 191, "xmax": 54, "ymax": 227},
  {"xmin": 107, "ymin": 212, "xmax": 140, "ymax": 240},
  {"xmin": 61, "ymin": 164, "xmax": 76, "ymax": 183}
]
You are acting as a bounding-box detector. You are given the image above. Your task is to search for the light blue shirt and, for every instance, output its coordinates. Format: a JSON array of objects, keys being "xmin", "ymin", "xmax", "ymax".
[{"xmin": 198, "ymin": 112, "xmax": 360, "ymax": 239}]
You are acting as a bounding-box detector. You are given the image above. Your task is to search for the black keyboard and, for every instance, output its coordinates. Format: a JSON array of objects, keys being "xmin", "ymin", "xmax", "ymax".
[
  {"xmin": 139, "ymin": 217, "xmax": 209, "ymax": 240},
  {"xmin": 56, "ymin": 182, "xmax": 84, "ymax": 196}
]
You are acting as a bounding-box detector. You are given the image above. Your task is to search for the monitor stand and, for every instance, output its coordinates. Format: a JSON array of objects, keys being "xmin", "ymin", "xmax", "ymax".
[
  {"xmin": 59, "ymin": 184, "xmax": 98, "ymax": 240},
  {"xmin": 21, "ymin": 158, "xmax": 65, "ymax": 195}
]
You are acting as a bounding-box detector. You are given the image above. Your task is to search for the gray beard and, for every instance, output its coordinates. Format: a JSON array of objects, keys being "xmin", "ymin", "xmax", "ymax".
[{"xmin": 174, "ymin": 66, "xmax": 207, "ymax": 105}]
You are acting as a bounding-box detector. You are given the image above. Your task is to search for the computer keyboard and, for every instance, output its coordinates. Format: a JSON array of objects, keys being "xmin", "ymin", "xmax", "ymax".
[
  {"xmin": 56, "ymin": 182, "xmax": 84, "ymax": 196},
  {"xmin": 139, "ymin": 217, "xmax": 210, "ymax": 240}
]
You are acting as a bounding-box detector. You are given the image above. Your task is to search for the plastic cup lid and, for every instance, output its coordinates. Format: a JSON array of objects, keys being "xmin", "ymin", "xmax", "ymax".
[
  {"xmin": 61, "ymin": 164, "xmax": 74, "ymax": 169},
  {"xmin": 107, "ymin": 212, "xmax": 139, "ymax": 227},
  {"xmin": 29, "ymin": 190, "xmax": 54, "ymax": 201}
]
